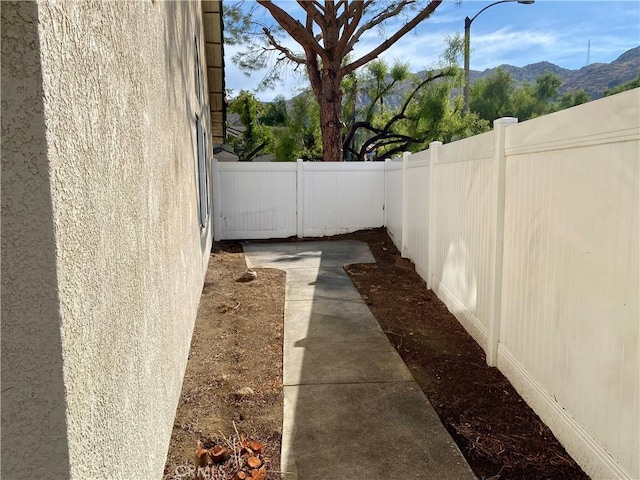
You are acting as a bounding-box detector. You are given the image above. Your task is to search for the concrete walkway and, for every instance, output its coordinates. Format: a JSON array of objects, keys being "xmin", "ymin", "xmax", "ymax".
[{"xmin": 243, "ymin": 240, "xmax": 475, "ymax": 480}]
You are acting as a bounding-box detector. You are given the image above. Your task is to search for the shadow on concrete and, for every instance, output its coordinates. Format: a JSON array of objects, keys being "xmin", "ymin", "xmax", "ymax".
[{"xmin": 243, "ymin": 241, "xmax": 474, "ymax": 479}]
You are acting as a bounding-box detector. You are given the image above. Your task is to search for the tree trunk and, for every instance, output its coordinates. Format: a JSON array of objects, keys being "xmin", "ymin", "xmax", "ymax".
[
  {"xmin": 318, "ymin": 65, "xmax": 344, "ymax": 162},
  {"xmin": 307, "ymin": 54, "xmax": 344, "ymax": 162},
  {"xmin": 319, "ymin": 99, "xmax": 343, "ymax": 161}
]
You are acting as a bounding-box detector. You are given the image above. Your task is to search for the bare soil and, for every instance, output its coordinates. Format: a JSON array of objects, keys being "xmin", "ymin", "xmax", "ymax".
[
  {"xmin": 164, "ymin": 243, "xmax": 285, "ymax": 480},
  {"xmin": 165, "ymin": 228, "xmax": 589, "ymax": 480}
]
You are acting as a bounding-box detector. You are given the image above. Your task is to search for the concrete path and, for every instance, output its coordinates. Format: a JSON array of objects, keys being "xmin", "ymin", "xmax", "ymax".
[{"xmin": 243, "ymin": 241, "xmax": 475, "ymax": 480}]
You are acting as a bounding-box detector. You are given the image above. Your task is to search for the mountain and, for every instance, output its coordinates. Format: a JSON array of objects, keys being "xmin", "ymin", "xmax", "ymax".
[
  {"xmin": 468, "ymin": 46, "xmax": 639, "ymax": 100},
  {"xmin": 359, "ymin": 46, "xmax": 639, "ymax": 111}
]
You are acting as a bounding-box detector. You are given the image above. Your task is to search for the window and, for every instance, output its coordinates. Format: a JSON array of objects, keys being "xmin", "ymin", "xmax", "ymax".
[
  {"xmin": 196, "ymin": 115, "xmax": 208, "ymax": 228},
  {"xmin": 194, "ymin": 38, "xmax": 209, "ymax": 228}
]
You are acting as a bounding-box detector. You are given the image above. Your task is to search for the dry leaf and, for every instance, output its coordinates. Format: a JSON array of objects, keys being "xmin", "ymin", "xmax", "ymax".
[
  {"xmin": 194, "ymin": 440, "xmax": 210, "ymax": 467},
  {"xmin": 249, "ymin": 441, "xmax": 264, "ymax": 453},
  {"xmin": 250, "ymin": 466, "xmax": 266, "ymax": 480},
  {"xmin": 210, "ymin": 445, "xmax": 229, "ymax": 464}
]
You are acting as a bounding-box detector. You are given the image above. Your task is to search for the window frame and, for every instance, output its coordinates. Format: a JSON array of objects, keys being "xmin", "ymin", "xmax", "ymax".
[{"xmin": 194, "ymin": 37, "xmax": 210, "ymax": 229}]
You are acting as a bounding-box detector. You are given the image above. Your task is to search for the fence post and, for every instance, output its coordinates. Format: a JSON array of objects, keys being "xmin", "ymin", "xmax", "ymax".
[
  {"xmin": 486, "ymin": 117, "xmax": 518, "ymax": 367},
  {"xmin": 296, "ymin": 159, "xmax": 304, "ymax": 238},
  {"xmin": 427, "ymin": 141, "xmax": 441, "ymax": 291},
  {"xmin": 384, "ymin": 158, "xmax": 391, "ymax": 227},
  {"xmin": 212, "ymin": 158, "xmax": 222, "ymax": 241},
  {"xmin": 400, "ymin": 151, "xmax": 411, "ymax": 257}
]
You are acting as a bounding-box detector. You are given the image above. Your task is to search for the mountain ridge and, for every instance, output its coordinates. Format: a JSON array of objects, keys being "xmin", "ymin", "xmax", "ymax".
[{"xmin": 465, "ymin": 46, "xmax": 639, "ymax": 99}]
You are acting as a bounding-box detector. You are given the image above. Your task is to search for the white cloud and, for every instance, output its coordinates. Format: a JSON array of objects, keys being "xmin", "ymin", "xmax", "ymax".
[
  {"xmin": 468, "ymin": 27, "xmax": 559, "ymax": 68},
  {"xmin": 224, "ymin": 0, "xmax": 639, "ymax": 99}
]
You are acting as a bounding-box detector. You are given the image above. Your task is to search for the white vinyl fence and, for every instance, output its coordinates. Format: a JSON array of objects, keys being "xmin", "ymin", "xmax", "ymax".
[
  {"xmin": 213, "ymin": 89, "xmax": 639, "ymax": 479},
  {"xmin": 498, "ymin": 97, "xmax": 639, "ymax": 479},
  {"xmin": 390, "ymin": 91, "xmax": 639, "ymax": 480},
  {"xmin": 401, "ymin": 149, "xmax": 431, "ymax": 281},
  {"xmin": 383, "ymin": 157, "xmax": 403, "ymax": 245},
  {"xmin": 213, "ymin": 162, "xmax": 298, "ymax": 239},
  {"xmin": 213, "ymin": 160, "xmax": 386, "ymax": 239}
]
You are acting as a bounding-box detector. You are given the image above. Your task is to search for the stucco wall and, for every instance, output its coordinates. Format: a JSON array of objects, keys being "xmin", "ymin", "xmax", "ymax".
[
  {"xmin": 1, "ymin": 2, "xmax": 71, "ymax": 478},
  {"xmin": 2, "ymin": 1, "xmax": 213, "ymax": 478}
]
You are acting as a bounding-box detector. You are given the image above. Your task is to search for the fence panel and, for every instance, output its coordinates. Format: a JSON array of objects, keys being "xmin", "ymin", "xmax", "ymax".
[
  {"xmin": 429, "ymin": 130, "xmax": 495, "ymax": 348},
  {"xmin": 213, "ymin": 89, "xmax": 640, "ymax": 479},
  {"xmin": 499, "ymin": 90, "xmax": 640, "ymax": 479},
  {"xmin": 403, "ymin": 150, "xmax": 430, "ymax": 280},
  {"xmin": 301, "ymin": 162, "xmax": 386, "ymax": 237},
  {"xmin": 215, "ymin": 162, "xmax": 297, "ymax": 239},
  {"xmin": 384, "ymin": 158, "xmax": 403, "ymax": 251}
]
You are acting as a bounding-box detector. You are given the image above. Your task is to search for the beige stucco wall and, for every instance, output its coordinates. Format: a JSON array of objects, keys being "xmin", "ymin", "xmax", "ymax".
[
  {"xmin": 2, "ymin": 1, "xmax": 213, "ymax": 478},
  {"xmin": 2, "ymin": 2, "xmax": 71, "ymax": 478}
]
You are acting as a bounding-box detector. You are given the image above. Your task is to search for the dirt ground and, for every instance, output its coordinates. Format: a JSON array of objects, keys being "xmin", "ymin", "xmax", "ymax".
[
  {"xmin": 165, "ymin": 228, "xmax": 589, "ymax": 480},
  {"xmin": 164, "ymin": 243, "xmax": 285, "ymax": 480}
]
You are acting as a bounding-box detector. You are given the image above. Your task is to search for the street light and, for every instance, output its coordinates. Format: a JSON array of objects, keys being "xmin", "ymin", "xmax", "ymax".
[{"xmin": 463, "ymin": 0, "xmax": 535, "ymax": 114}]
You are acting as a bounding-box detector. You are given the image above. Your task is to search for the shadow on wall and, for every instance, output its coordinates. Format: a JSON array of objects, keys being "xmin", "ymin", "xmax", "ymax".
[
  {"xmin": 1, "ymin": 2, "xmax": 71, "ymax": 478},
  {"xmin": 161, "ymin": 0, "xmax": 211, "ymax": 255}
]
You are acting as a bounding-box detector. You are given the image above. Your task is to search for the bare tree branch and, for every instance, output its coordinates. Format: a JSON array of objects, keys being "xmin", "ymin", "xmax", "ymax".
[
  {"xmin": 380, "ymin": 70, "xmax": 451, "ymax": 131},
  {"xmin": 341, "ymin": 0, "xmax": 443, "ymax": 76},
  {"xmin": 359, "ymin": 133, "xmax": 416, "ymax": 160},
  {"xmin": 242, "ymin": 141, "xmax": 268, "ymax": 162},
  {"xmin": 342, "ymin": 120, "xmax": 383, "ymax": 151},
  {"xmin": 262, "ymin": 27, "xmax": 306, "ymax": 64},
  {"xmin": 298, "ymin": 1, "xmax": 325, "ymax": 35},
  {"xmin": 345, "ymin": 1, "xmax": 413, "ymax": 54},
  {"xmin": 363, "ymin": 77, "xmax": 400, "ymax": 122},
  {"xmin": 321, "ymin": 1, "xmax": 339, "ymax": 51},
  {"xmin": 335, "ymin": 1, "xmax": 364, "ymax": 57},
  {"xmin": 312, "ymin": 1, "xmax": 326, "ymax": 14},
  {"xmin": 343, "ymin": 69, "xmax": 455, "ymax": 159},
  {"xmin": 257, "ymin": 0, "xmax": 327, "ymax": 61},
  {"xmin": 337, "ymin": 0, "xmax": 355, "ymax": 24},
  {"xmin": 305, "ymin": 10, "xmax": 313, "ymax": 33},
  {"xmin": 306, "ymin": 50, "xmax": 323, "ymax": 99}
]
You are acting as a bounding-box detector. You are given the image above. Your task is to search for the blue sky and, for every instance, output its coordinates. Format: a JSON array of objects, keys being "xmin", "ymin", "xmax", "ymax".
[{"xmin": 224, "ymin": 1, "xmax": 640, "ymax": 100}]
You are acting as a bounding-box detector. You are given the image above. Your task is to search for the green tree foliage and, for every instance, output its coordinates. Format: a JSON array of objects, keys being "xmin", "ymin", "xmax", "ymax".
[
  {"xmin": 363, "ymin": 60, "xmax": 411, "ymax": 120},
  {"xmin": 401, "ymin": 76, "xmax": 487, "ymax": 150},
  {"xmin": 559, "ymin": 89, "xmax": 591, "ymax": 109},
  {"xmin": 260, "ymin": 95, "xmax": 288, "ymax": 126},
  {"xmin": 224, "ymin": 1, "xmax": 445, "ymax": 161},
  {"xmin": 357, "ymin": 68, "xmax": 487, "ymax": 159},
  {"xmin": 342, "ymin": 59, "xmax": 414, "ymax": 160},
  {"xmin": 228, "ymin": 36, "xmax": 489, "ymax": 162},
  {"xmin": 603, "ymin": 73, "xmax": 640, "ymax": 96},
  {"xmin": 468, "ymin": 68, "xmax": 515, "ymax": 120},
  {"xmin": 470, "ymin": 69, "xmax": 590, "ymax": 123},
  {"xmin": 343, "ymin": 36, "xmax": 488, "ymax": 160},
  {"xmin": 227, "ymin": 90, "xmax": 269, "ymax": 162},
  {"xmin": 269, "ymin": 91, "xmax": 322, "ymax": 162},
  {"xmin": 227, "ymin": 90, "xmax": 322, "ymax": 162}
]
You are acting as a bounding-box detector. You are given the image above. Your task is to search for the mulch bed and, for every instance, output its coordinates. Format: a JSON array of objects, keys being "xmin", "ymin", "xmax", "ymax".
[{"xmin": 336, "ymin": 228, "xmax": 589, "ymax": 480}]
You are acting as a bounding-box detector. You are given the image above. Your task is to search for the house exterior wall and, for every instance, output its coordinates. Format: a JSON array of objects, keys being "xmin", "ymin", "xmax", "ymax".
[
  {"xmin": 1, "ymin": 2, "xmax": 71, "ymax": 478},
  {"xmin": 2, "ymin": 1, "xmax": 214, "ymax": 478}
]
